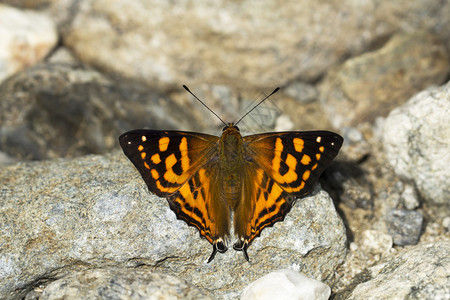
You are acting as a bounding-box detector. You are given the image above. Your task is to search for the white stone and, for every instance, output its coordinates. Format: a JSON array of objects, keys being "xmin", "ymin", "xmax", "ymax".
[
  {"xmin": 241, "ymin": 269, "xmax": 331, "ymax": 300},
  {"xmin": 359, "ymin": 230, "xmax": 393, "ymax": 255},
  {"xmin": 401, "ymin": 184, "xmax": 420, "ymax": 210},
  {"xmin": 443, "ymin": 217, "xmax": 450, "ymax": 232},
  {"xmin": 0, "ymin": 4, "xmax": 57, "ymax": 82}
]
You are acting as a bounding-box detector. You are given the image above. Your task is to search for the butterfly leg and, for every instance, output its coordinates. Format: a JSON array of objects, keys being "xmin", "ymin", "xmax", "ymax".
[
  {"xmin": 207, "ymin": 239, "xmax": 228, "ymax": 263},
  {"xmin": 233, "ymin": 238, "xmax": 250, "ymax": 262}
]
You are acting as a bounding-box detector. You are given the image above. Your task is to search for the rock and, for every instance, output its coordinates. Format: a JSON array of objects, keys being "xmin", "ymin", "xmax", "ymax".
[
  {"xmin": 36, "ymin": 268, "xmax": 213, "ymax": 300},
  {"xmin": 386, "ymin": 209, "xmax": 423, "ymax": 246},
  {"xmin": 284, "ymin": 82, "xmax": 319, "ymax": 104},
  {"xmin": 383, "ymin": 82, "xmax": 450, "ymax": 205},
  {"xmin": 328, "ymin": 161, "xmax": 374, "ymax": 210},
  {"xmin": 62, "ymin": 1, "xmax": 450, "ymax": 89},
  {"xmin": 0, "ymin": 63, "xmax": 195, "ymax": 160},
  {"xmin": 358, "ymin": 230, "xmax": 393, "ymax": 256},
  {"xmin": 320, "ymin": 31, "xmax": 449, "ymax": 128},
  {"xmin": 0, "ymin": 4, "xmax": 57, "ymax": 82},
  {"xmin": 401, "ymin": 184, "xmax": 420, "ymax": 210},
  {"xmin": 241, "ymin": 269, "xmax": 331, "ymax": 300},
  {"xmin": 340, "ymin": 126, "xmax": 371, "ymax": 162},
  {"xmin": 0, "ymin": 151, "xmax": 16, "ymax": 166},
  {"xmin": 343, "ymin": 241, "xmax": 450, "ymax": 300},
  {"xmin": 275, "ymin": 115, "xmax": 294, "ymax": 132},
  {"xmin": 276, "ymin": 82, "xmax": 336, "ymax": 132},
  {"xmin": 443, "ymin": 217, "xmax": 450, "ymax": 232},
  {"xmin": 0, "ymin": 153, "xmax": 346, "ymax": 300}
]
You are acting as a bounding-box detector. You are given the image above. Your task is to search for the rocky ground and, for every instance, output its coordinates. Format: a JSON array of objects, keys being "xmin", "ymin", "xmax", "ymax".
[{"xmin": 0, "ymin": 1, "xmax": 449, "ymax": 299}]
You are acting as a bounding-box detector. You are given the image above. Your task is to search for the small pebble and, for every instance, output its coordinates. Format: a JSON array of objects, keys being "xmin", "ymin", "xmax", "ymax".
[{"xmin": 386, "ymin": 209, "xmax": 423, "ymax": 246}]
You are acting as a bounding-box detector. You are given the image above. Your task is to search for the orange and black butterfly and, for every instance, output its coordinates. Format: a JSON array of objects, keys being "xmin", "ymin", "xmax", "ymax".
[{"xmin": 119, "ymin": 86, "xmax": 343, "ymax": 262}]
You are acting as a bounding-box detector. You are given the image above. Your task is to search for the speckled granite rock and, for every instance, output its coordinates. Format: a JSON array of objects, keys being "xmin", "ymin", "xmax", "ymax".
[
  {"xmin": 383, "ymin": 81, "xmax": 450, "ymax": 205},
  {"xmin": 38, "ymin": 268, "xmax": 213, "ymax": 300},
  {"xmin": 0, "ymin": 152, "xmax": 346, "ymax": 299},
  {"xmin": 342, "ymin": 241, "xmax": 450, "ymax": 300}
]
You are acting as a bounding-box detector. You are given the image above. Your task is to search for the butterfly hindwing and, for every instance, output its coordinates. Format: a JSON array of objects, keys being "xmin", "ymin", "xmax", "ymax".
[
  {"xmin": 234, "ymin": 164, "xmax": 293, "ymax": 252},
  {"xmin": 168, "ymin": 163, "xmax": 230, "ymax": 256}
]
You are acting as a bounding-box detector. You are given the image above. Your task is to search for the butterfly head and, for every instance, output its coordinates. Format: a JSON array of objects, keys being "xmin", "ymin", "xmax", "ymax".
[{"xmin": 222, "ymin": 122, "xmax": 240, "ymax": 132}]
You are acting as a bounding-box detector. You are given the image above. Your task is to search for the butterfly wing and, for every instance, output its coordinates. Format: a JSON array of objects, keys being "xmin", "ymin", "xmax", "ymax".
[
  {"xmin": 119, "ymin": 130, "xmax": 230, "ymax": 259},
  {"xmin": 244, "ymin": 131, "xmax": 343, "ymax": 196},
  {"xmin": 233, "ymin": 131, "xmax": 343, "ymax": 256},
  {"xmin": 233, "ymin": 163, "xmax": 293, "ymax": 260},
  {"xmin": 119, "ymin": 129, "xmax": 218, "ymax": 197}
]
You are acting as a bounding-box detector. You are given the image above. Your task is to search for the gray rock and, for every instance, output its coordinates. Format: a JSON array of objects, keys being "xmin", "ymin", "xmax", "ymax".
[
  {"xmin": 343, "ymin": 241, "xmax": 450, "ymax": 300},
  {"xmin": 340, "ymin": 126, "xmax": 371, "ymax": 162},
  {"xmin": 383, "ymin": 82, "xmax": 450, "ymax": 205},
  {"xmin": 0, "ymin": 4, "xmax": 57, "ymax": 82},
  {"xmin": 329, "ymin": 161, "xmax": 374, "ymax": 210},
  {"xmin": 0, "ymin": 152, "xmax": 346, "ymax": 300},
  {"xmin": 0, "ymin": 63, "xmax": 195, "ymax": 161},
  {"xmin": 37, "ymin": 268, "xmax": 213, "ymax": 300},
  {"xmin": 283, "ymin": 82, "xmax": 319, "ymax": 104},
  {"xmin": 386, "ymin": 209, "xmax": 423, "ymax": 246},
  {"xmin": 61, "ymin": 1, "xmax": 450, "ymax": 89},
  {"xmin": 320, "ymin": 32, "xmax": 449, "ymax": 128}
]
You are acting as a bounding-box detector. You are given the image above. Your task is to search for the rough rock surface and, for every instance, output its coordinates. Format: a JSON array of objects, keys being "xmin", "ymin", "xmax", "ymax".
[
  {"xmin": 383, "ymin": 82, "xmax": 450, "ymax": 205},
  {"xmin": 0, "ymin": 153, "xmax": 346, "ymax": 299},
  {"xmin": 342, "ymin": 241, "xmax": 450, "ymax": 300},
  {"xmin": 386, "ymin": 209, "xmax": 423, "ymax": 246},
  {"xmin": 38, "ymin": 268, "xmax": 213, "ymax": 300}
]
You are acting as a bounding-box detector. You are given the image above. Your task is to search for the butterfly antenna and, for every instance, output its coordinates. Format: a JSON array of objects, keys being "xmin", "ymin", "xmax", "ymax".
[
  {"xmin": 234, "ymin": 87, "xmax": 280, "ymax": 126},
  {"xmin": 183, "ymin": 85, "xmax": 228, "ymax": 127}
]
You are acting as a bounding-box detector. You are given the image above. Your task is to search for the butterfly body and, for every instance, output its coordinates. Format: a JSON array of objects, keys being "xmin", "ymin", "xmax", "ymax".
[{"xmin": 119, "ymin": 123, "xmax": 343, "ymax": 262}]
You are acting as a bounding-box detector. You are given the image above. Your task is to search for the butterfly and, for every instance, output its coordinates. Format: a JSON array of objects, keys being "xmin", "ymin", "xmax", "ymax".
[{"xmin": 119, "ymin": 86, "xmax": 343, "ymax": 263}]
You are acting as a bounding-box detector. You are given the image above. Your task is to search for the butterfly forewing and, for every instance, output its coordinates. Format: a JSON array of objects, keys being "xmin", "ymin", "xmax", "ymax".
[
  {"xmin": 244, "ymin": 131, "xmax": 343, "ymax": 197},
  {"xmin": 234, "ymin": 164, "xmax": 292, "ymax": 246},
  {"xmin": 119, "ymin": 130, "xmax": 219, "ymax": 197}
]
